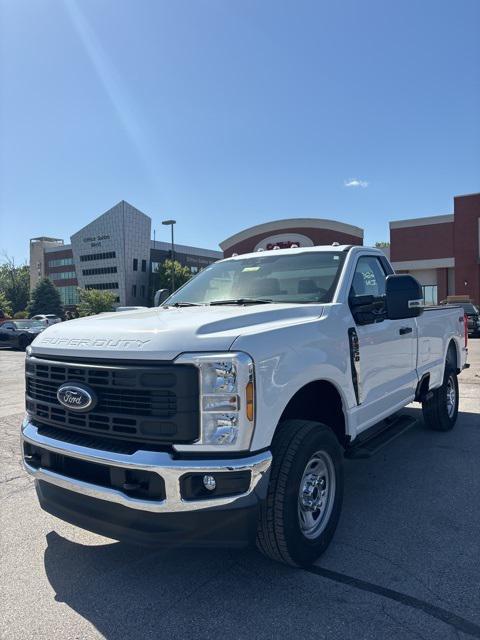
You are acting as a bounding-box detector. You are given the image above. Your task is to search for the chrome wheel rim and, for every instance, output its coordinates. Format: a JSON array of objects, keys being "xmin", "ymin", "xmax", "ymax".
[
  {"xmin": 446, "ymin": 375, "xmax": 456, "ymax": 419},
  {"xmin": 298, "ymin": 450, "xmax": 335, "ymax": 540}
]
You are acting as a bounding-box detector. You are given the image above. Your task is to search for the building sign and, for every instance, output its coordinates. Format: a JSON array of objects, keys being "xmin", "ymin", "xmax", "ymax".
[
  {"xmin": 83, "ymin": 234, "xmax": 111, "ymax": 248},
  {"xmin": 254, "ymin": 233, "xmax": 314, "ymax": 252}
]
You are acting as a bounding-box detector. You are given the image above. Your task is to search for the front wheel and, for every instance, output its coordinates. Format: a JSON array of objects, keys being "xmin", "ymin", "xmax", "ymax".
[
  {"xmin": 422, "ymin": 365, "xmax": 459, "ymax": 431},
  {"xmin": 17, "ymin": 335, "xmax": 29, "ymax": 351},
  {"xmin": 256, "ymin": 420, "xmax": 343, "ymax": 567}
]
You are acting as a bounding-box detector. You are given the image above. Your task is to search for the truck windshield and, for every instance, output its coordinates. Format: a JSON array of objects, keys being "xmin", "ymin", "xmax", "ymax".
[
  {"xmin": 165, "ymin": 251, "xmax": 346, "ymax": 305},
  {"xmin": 13, "ymin": 320, "xmax": 44, "ymax": 329},
  {"xmin": 461, "ymin": 303, "xmax": 478, "ymax": 315}
]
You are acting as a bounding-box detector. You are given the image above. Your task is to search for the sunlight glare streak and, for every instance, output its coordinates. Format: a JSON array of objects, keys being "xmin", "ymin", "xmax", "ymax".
[{"xmin": 64, "ymin": 0, "xmax": 161, "ymax": 183}]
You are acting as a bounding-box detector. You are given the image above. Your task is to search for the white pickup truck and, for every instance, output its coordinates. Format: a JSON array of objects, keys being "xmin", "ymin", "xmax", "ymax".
[{"xmin": 21, "ymin": 245, "xmax": 468, "ymax": 566}]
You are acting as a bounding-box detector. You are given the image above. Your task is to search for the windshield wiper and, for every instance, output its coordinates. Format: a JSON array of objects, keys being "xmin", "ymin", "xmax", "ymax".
[
  {"xmin": 166, "ymin": 301, "xmax": 203, "ymax": 307},
  {"xmin": 209, "ymin": 298, "xmax": 274, "ymax": 306}
]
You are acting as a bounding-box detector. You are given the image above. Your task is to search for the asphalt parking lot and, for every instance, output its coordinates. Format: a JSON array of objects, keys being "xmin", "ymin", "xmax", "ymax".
[{"xmin": 1, "ymin": 342, "xmax": 479, "ymax": 640}]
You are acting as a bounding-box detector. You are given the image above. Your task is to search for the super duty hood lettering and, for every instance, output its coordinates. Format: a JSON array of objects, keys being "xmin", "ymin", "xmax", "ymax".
[{"xmin": 39, "ymin": 336, "xmax": 152, "ymax": 349}]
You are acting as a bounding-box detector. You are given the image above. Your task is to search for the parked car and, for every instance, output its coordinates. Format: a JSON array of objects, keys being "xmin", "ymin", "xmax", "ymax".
[
  {"xmin": 0, "ymin": 319, "xmax": 46, "ymax": 350},
  {"xmin": 459, "ymin": 302, "xmax": 480, "ymax": 337},
  {"xmin": 31, "ymin": 314, "xmax": 62, "ymax": 326},
  {"xmin": 22, "ymin": 245, "xmax": 468, "ymax": 567}
]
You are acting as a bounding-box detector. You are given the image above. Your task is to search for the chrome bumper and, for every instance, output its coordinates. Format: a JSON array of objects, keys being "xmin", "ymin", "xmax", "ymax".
[{"xmin": 21, "ymin": 418, "xmax": 272, "ymax": 513}]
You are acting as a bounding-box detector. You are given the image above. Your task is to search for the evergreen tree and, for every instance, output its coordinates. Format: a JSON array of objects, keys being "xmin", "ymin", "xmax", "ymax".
[{"xmin": 27, "ymin": 278, "xmax": 63, "ymax": 317}]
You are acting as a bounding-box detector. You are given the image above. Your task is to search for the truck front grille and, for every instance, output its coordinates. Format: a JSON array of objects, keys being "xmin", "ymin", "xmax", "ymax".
[{"xmin": 26, "ymin": 356, "xmax": 199, "ymax": 445}]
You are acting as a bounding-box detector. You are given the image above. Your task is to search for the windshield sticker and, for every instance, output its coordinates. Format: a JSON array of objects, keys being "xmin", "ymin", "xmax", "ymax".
[{"xmin": 242, "ymin": 266, "xmax": 261, "ymax": 272}]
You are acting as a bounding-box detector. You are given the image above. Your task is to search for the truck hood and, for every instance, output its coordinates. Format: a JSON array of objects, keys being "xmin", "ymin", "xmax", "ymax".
[{"xmin": 31, "ymin": 304, "xmax": 324, "ymax": 361}]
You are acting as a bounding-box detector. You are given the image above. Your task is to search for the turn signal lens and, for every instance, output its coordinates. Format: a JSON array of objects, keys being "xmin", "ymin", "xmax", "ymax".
[{"xmin": 246, "ymin": 381, "xmax": 254, "ymax": 422}]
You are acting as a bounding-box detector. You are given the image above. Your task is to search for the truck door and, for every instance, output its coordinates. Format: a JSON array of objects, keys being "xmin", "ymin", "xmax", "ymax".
[{"xmin": 348, "ymin": 255, "xmax": 417, "ymax": 433}]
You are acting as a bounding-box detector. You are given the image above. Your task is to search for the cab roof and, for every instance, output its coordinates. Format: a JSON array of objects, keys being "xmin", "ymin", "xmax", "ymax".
[{"xmin": 220, "ymin": 244, "xmax": 382, "ymax": 262}]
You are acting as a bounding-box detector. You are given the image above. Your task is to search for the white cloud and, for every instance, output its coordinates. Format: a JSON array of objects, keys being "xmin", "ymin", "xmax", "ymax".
[{"xmin": 344, "ymin": 179, "xmax": 369, "ymax": 188}]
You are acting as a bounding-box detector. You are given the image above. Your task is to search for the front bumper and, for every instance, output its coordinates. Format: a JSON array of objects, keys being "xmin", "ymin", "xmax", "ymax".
[{"xmin": 21, "ymin": 418, "xmax": 272, "ymax": 547}]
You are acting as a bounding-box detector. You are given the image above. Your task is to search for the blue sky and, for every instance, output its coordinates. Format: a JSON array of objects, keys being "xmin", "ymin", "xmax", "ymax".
[{"xmin": 1, "ymin": 0, "xmax": 479, "ymax": 264}]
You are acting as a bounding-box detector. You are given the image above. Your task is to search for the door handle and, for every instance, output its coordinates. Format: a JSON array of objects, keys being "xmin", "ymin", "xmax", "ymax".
[{"xmin": 399, "ymin": 326, "xmax": 413, "ymax": 335}]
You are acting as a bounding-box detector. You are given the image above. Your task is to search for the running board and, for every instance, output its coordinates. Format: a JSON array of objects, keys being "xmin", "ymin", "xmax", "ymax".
[{"xmin": 345, "ymin": 415, "xmax": 417, "ymax": 459}]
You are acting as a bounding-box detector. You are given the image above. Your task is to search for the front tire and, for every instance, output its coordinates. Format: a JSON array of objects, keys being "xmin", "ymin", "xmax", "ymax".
[
  {"xmin": 17, "ymin": 336, "xmax": 29, "ymax": 351},
  {"xmin": 422, "ymin": 365, "xmax": 459, "ymax": 431},
  {"xmin": 256, "ymin": 420, "xmax": 343, "ymax": 567}
]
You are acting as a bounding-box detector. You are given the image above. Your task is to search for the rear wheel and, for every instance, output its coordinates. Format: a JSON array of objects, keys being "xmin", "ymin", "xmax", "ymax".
[
  {"xmin": 256, "ymin": 420, "xmax": 343, "ymax": 567},
  {"xmin": 422, "ymin": 365, "xmax": 459, "ymax": 431}
]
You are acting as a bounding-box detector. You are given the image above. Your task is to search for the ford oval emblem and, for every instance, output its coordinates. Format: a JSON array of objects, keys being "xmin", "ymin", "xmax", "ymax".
[{"xmin": 57, "ymin": 383, "xmax": 97, "ymax": 412}]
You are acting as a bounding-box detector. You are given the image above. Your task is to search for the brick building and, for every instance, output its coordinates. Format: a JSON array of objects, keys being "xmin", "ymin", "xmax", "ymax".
[
  {"xmin": 220, "ymin": 218, "xmax": 364, "ymax": 257},
  {"xmin": 390, "ymin": 193, "xmax": 480, "ymax": 305}
]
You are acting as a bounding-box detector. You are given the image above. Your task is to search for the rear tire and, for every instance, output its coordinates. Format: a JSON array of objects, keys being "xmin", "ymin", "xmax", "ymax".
[
  {"xmin": 422, "ymin": 365, "xmax": 459, "ymax": 431},
  {"xmin": 256, "ymin": 419, "xmax": 343, "ymax": 567}
]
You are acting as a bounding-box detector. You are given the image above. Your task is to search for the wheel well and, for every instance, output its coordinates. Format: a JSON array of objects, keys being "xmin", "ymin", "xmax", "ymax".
[
  {"xmin": 447, "ymin": 339, "xmax": 458, "ymax": 372},
  {"xmin": 279, "ymin": 381, "xmax": 347, "ymax": 447}
]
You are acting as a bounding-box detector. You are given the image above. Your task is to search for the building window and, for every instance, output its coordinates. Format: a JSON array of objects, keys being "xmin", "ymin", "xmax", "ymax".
[
  {"xmin": 422, "ymin": 285, "xmax": 438, "ymax": 306},
  {"xmin": 133, "ymin": 258, "xmax": 138, "ymax": 271},
  {"xmin": 57, "ymin": 286, "xmax": 80, "ymax": 305},
  {"xmin": 140, "ymin": 285, "xmax": 145, "ymax": 298},
  {"xmin": 48, "ymin": 257, "xmax": 74, "ymax": 267},
  {"xmin": 141, "ymin": 259, "xmax": 146, "ymax": 272},
  {"xmin": 132, "ymin": 284, "xmax": 137, "ymax": 297},
  {"xmin": 51, "ymin": 271, "xmax": 76, "ymax": 280},
  {"xmin": 80, "ymin": 251, "xmax": 116, "ymax": 262},
  {"xmin": 85, "ymin": 282, "xmax": 119, "ymax": 290},
  {"xmin": 82, "ymin": 266, "xmax": 118, "ymax": 276}
]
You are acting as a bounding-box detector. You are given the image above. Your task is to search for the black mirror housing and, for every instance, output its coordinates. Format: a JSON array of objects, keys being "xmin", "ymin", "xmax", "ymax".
[{"xmin": 385, "ymin": 274, "xmax": 423, "ymax": 320}]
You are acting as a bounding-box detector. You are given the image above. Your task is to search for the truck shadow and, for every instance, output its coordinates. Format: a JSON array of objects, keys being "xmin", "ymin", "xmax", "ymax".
[{"xmin": 42, "ymin": 407, "xmax": 480, "ymax": 639}]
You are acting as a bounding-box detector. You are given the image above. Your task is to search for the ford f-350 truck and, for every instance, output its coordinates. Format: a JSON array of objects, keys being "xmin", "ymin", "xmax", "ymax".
[{"xmin": 21, "ymin": 245, "xmax": 468, "ymax": 566}]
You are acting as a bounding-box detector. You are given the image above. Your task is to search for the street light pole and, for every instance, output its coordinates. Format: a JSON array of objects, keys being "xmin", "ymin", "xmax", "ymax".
[{"xmin": 162, "ymin": 219, "xmax": 176, "ymax": 292}]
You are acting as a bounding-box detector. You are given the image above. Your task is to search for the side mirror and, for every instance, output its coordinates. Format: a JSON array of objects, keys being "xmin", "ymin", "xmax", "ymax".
[
  {"xmin": 385, "ymin": 274, "xmax": 423, "ymax": 320},
  {"xmin": 154, "ymin": 288, "xmax": 170, "ymax": 306}
]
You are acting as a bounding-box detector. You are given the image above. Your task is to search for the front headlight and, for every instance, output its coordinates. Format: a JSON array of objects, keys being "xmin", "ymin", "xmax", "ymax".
[{"xmin": 174, "ymin": 352, "xmax": 255, "ymax": 451}]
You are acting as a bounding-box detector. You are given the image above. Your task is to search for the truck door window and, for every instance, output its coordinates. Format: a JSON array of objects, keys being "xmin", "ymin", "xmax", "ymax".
[{"xmin": 350, "ymin": 256, "xmax": 387, "ymax": 298}]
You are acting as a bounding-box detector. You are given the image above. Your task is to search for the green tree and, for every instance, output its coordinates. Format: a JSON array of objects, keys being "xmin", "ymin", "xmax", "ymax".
[
  {"xmin": 78, "ymin": 289, "xmax": 117, "ymax": 316},
  {"xmin": 0, "ymin": 291, "xmax": 13, "ymax": 317},
  {"xmin": 151, "ymin": 259, "xmax": 192, "ymax": 299},
  {"xmin": 27, "ymin": 278, "xmax": 63, "ymax": 317},
  {"xmin": 0, "ymin": 256, "xmax": 30, "ymax": 314},
  {"xmin": 374, "ymin": 241, "xmax": 390, "ymax": 248}
]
